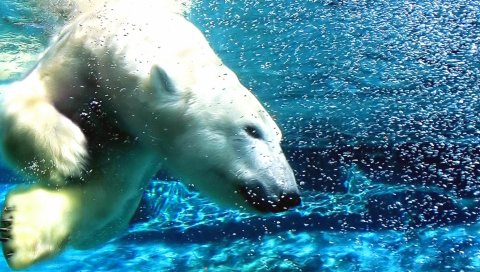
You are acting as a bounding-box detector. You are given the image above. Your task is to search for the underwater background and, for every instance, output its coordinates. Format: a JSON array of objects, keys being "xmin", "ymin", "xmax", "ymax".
[{"xmin": 1, "ymin": 0, "xmax": 480, "ymax": 271}]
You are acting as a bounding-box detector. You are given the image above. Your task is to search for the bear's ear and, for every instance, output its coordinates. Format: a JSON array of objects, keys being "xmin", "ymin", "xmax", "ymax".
[{"xmin": 151, "ymin": 65, "xmax": 176, "ymax": 95}]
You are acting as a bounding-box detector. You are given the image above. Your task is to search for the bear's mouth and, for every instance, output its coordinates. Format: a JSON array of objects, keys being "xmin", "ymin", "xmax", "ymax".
[
  {"xmin": 238, "ymin": 183, "xmax": 301, "ymax": 213},
  {"xmin": 208, "ymin": 167, "xmax": 300, "ymax": 213}
]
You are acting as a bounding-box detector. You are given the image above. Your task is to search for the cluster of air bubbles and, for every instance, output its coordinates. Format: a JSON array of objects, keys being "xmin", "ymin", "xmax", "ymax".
[{"xmin": 189, "ymin": 0, "xmax": 480, "ymax": 229}]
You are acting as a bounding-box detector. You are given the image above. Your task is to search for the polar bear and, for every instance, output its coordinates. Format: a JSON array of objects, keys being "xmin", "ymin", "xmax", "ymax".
[{"xmin": 0, "ymin": 0, "xmax": 300, "ymax": 269}]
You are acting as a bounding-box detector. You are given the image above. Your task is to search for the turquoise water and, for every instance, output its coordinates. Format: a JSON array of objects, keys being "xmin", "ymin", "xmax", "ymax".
[{"xmin": 2, "ymin": 0, "xmax": 480, "ymax": 271}]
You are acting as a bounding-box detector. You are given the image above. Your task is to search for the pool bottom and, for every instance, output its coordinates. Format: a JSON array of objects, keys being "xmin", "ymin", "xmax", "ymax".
[{"xmin": 10, "ymin": 223, "xmax": 480, "ymax": 272}]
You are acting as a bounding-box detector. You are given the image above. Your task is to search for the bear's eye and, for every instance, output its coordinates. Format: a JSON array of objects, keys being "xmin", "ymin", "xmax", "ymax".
[{"xmin": 244, "ymin": 125, "xmax": 263, "ymax": 140}]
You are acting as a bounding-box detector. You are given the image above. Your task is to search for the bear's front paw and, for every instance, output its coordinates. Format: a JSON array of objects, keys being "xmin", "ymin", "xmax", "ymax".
[
  {"xmin": 0, "ymin": 187, "xmax": 76, "ymax": 270},
  {"xmin": 46, "ymin": 115, "xmax": 88, "ymax": 185},
  {"xmin": 3, "ymin": 101, "xmax": 88, "ymax": 186}
]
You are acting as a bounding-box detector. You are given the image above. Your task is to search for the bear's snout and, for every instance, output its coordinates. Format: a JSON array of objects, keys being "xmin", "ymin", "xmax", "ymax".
[{"xmin": 238, "ymin": 182, "xmax": 301, "ymax": 213}]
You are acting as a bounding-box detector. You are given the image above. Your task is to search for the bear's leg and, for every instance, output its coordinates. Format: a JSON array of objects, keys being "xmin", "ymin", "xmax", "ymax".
[
  {"xmin": 1, "ymin": 83, "xmax": 88, "ymax": 186},
  {"xmin": 0, "ymin": 145, "xmax": 159, "ymax": 269},
  {"xmin": 1, "ymin": 186, "xmax": 80, "ymax": 270}
]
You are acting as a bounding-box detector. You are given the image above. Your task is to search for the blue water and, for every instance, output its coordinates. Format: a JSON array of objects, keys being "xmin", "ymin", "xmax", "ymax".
[{"xmin": 1, "ymin": 0, "xmax": 480, "ymax": 271}]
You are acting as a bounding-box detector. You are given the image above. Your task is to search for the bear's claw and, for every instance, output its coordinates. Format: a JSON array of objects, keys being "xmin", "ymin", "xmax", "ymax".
[
  {"xmin": 6, "ymin": 252, "xmax": 14, "ymax": 259},
  {"xmin": 1, "ymin": 219, "xmax": 12, "ymax": 227},
  {"xmin": 3, "ymin": 207, "xmax": 14, "ymax": 212}
]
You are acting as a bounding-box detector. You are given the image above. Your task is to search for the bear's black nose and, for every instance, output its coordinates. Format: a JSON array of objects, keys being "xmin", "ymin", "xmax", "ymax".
[
  {"xmin": 239, "ymin": 184, "xmax": 301, "ymax": 213},
  {"xmin": 277, "ymin": 192, "xmax": 301, "ymax": 210}
]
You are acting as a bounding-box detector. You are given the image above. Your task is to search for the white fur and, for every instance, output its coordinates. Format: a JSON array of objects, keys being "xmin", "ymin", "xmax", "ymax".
[
  {"xmin": 0, "ymin": 0, "xmax": 298, "ymax": 269},
  {"xmin": 2, "ymin": 77, "xmax": 87, "ymax": 185}
]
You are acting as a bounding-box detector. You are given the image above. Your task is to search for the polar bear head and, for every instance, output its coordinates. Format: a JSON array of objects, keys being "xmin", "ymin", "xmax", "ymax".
[{"xmin": 138, "ymin": 65, "xmax": 300, "ymax": 213}]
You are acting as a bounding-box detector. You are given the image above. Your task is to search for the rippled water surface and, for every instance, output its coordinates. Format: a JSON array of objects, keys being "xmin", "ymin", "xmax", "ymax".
[{"xmin": 1, "ymin": 0, "xmax": 480, "ymax": 271}]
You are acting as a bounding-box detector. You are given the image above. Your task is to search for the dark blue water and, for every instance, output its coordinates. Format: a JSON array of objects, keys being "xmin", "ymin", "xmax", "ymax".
[{"xmin": 1, "ymin": 0, "xmax": 480, "ymax": 271}]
